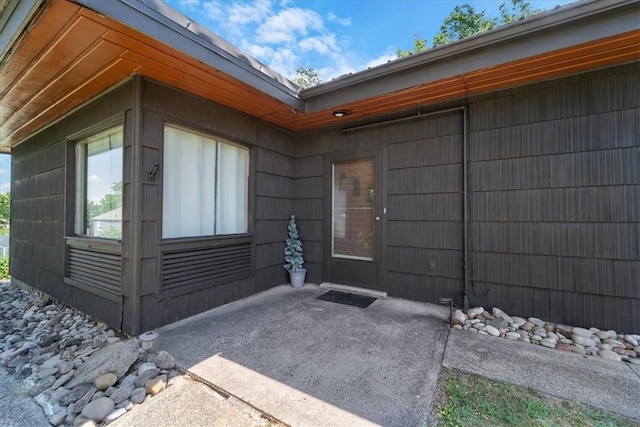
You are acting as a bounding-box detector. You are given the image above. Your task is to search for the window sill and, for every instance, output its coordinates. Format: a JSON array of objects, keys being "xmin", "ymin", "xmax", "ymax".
[
  {"xmin": 65, "ymin": 236, "xmax": 122, "ymax": 254},
  {"xmin": 159, "ymin": 233, "xmax": 253, "ymax": 252}
]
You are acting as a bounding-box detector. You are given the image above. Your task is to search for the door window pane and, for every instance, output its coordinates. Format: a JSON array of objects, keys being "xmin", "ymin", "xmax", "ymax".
[
  {"xmin": 75, "ymin": 126, "xmax": 123, "ymax": 239},
  {"xmin": 332, "ymin": 158, "xmax": 374, "ymax": 260},
  {"xmin": 162, "ymin": 125, "xmax": 249, "ymax": 239}
]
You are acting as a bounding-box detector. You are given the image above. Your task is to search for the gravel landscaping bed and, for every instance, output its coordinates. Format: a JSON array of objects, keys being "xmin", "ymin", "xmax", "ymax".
[
  {"xmin": 451, "ymin": 306, "xmax": 640, "ymax": 364},
  {"xmin": 0, "ymin": 281, "xmax": 181, "ymax": 426}
]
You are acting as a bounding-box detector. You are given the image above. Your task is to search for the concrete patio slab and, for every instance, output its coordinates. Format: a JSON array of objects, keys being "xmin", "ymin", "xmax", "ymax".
[
  {"xmin": 0, "ymin": 368, "xmax": 49, "ymax": 427},
  {"xmin": 111, "ymin": 376, "xmax": 277, "ymax": 427},
  {"xmin": 152, "ymin": 285, "xmax": 450, "ymax": 427},
  {"xmin": 442, "ymin": 329, "xmax": 640, "ymax": 421}
]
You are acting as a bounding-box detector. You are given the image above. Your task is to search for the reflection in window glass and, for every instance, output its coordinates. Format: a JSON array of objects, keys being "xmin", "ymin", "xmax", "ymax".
[{"xmin": 75, "ymin": 126, "xmax": 123, "ymax": 239}]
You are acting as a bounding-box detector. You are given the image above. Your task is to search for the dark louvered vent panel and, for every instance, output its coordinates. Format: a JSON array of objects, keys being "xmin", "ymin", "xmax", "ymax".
[
  {"xmin": 161, "ymin": 241, "xmax": 252, "ymax": 294},
  {"xmin": 68, "ymin": 247, "xmax": 122, "ymax": 297}
]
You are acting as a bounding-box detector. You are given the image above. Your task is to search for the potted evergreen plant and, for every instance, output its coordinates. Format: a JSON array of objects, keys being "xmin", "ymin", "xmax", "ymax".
[{"xmin": 284, "ymin": 215, "xmax": 306, "ymax": 288}]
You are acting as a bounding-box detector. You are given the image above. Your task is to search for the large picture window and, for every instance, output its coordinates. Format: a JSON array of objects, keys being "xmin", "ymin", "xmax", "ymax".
[
  {"xmin": 162, "ymin": 125, "xmax": 249, "ymax": 239},
  {"xmin": 75, "ymin": 125, "xmax": 123, "ymax": 239}
]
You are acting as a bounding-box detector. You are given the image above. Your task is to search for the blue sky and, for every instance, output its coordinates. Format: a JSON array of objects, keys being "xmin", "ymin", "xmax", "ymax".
[
  {"xmin": 0, "ymin": 1, "xmax": 577, "ymax": 194},
  {"xmin": 0, "ymin": 155, "xmax": 9, "ymax": 194},
  {"xmin": 167, "ymin": 0, "xmax": 576, "ymax": 83}
]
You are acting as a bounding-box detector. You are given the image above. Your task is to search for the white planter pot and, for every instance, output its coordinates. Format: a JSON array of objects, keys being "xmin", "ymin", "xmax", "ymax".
[{"xmin": 289, "ymin": 268, "xmax": 307, "ymax": 288}]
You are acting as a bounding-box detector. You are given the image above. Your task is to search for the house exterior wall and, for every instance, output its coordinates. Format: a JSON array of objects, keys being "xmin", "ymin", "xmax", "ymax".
[
  {"xmin": 297, "ymin": 62, "xmax": 639, "ymax": 332},
  {"xmin": 297, "ymin": 106, "xmax": 465, "ymax": 302},
  {"xmin": 467, "ymin": 62, "xmax": 640, "ymax": 332},
  {"xmin": 10, "ymin": 62, "xmax": 639, "ymax": 334},
  {"xmin": 11, "ymin": 81, "xmax": 133, "ymax": 329},
  {"xmin": 136, "ymin": 79, "xmax": 295, "ymax": 332},
  {"xmin": 11, "ymin": 77, "xmax": 296, "ymax": 334}
]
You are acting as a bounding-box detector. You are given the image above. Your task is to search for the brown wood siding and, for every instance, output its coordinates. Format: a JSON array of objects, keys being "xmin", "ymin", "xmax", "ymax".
[
  {"xmin": 468, "ymin": 62, "xmax": 640, "ymax": 332},
  {"xmin": 293, "ymin": 152, "xmax": 325, "ymax": 284},
  {"xmin": 385, "ymin": 111, "xmax": 465, "ymax": 303},
  {"xmin": 10, "ymin": 81, "xmax": 132, "ymax": 330},
  {"xmin": 296, "ymin": 108, "xmax": 465, "ymax": 299},
  {"xmin": 137, "ymin": 79, "xmax": 295, "ymax": 332},
  {"xmin": 287, "ymin": 155, "xmax": 323, "ymax": 283},
  {"xmin": 295, "ymin": 63, "xmax": 638, "ymax": 332}
]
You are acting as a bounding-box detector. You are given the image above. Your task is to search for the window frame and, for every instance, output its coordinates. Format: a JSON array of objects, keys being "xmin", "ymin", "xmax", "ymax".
[
  {"xmin": 69, "ymin": 121, "xmax": 124, "ymax": 242},
  {"xmin": 160, "ymin": 122, "xmax": 254, "ymax": 243}
]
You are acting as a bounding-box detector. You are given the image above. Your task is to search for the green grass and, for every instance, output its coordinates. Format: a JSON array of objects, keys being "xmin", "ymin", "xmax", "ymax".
[{"xmin": 435, "ymin": 369, "xmax": 639, "ymax": 427}]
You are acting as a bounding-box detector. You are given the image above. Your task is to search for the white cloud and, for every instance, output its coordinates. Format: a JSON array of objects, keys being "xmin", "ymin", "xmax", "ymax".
[
  {"xmin": 363, "ymin": 53, "xmax": 397, "ymax": 70},
  {"xmin": 89, "ymin": 175, "xmax": 99, "ymax": 181},
  {"xmin": 201, "ymin": 1, "xmax": 226, "ymax": 26},
  {"xmin": 246, "ymin": 44, "xmax": 274, "ymax": 59},
  {"xmin": 244, "ymin": 43, "xmax": 300, "ymax": 76},
  {"xmin": 173, "ymin": 0, "xmax": 394, "ymax": 85},
  {"xmin": 227, "ymin": 1, "xmax": 271, "ymax": 26},
  {"xmin": 0, "ymin": 183, "xmax": 9, "ymax": 193},
  {"xmin": 299, "ymin": 35, "xmax": 337, "ymax": 55},
  {"xmin": 173, "ymin": 0, "xmax": 202, "ymax": 12},
  {"xmin": 327, "ymin": 12, "xmax": 351, "ymax": 26},
  {"xmin": 256, "ymin": 8, "xmax": 323, "ymax": 44},
  {"xmin": 316, "ymin": 52, "xmax": 357, "ymax": 82},
  {"xmin": 266, "ymin": 48, "xmax": 299, "ymax": 77}
]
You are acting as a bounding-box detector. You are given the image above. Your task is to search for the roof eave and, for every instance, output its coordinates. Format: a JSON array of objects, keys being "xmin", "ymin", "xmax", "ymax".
[
  {"xmin": 71, "ymin": 0, "xmax": 304, "ymax": 112},
  {"xmin": 0, "ymin": 0, "xmax": 44, "ymax": 67},
  {"xmin": 301, "ymin": 0, "xmax": 640, "ymax": 113}
]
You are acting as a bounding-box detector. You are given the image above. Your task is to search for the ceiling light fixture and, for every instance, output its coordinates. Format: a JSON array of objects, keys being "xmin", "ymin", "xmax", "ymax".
[{"xmin": 332, "ymin": 109, "xmax": 352, "ymax": 118}]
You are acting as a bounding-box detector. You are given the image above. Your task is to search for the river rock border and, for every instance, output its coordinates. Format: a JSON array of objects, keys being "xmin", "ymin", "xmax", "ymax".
[
  {"xmin": 0, "ymin": 282, "xmax": 181, "ymax": 426},
  {"xmin": 451, "ymin": 306, "xmax": 640, "ymax": 365}
]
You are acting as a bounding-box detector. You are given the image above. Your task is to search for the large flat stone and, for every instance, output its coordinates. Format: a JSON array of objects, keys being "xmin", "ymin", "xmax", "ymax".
[{"xmin": 67, "ymin": 341, "xmax": 139, "ymax": 388}]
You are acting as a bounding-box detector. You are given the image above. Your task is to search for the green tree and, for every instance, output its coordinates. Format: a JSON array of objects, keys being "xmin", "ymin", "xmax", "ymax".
[
  {"xmin": 293, "ymin": 66, "xmax": 321, "ymax": 89},
  {"xmin": 88, "ymin": 181, "xmax": 122, "ymax": 220},
  {"xmin": 433, "ymin": 4, "xmax": 497, "ymax": 47},
  {"xmin": 0, "ymin": 192, "xmax": 9, "ymax": 228},
  {"xmin": 99, "ymin": 226, "xmax": 122, "ymax": 239},
  {"xmin": 397, "ymin": 35, "xmax": 428, "ymax": 58},
  {"xmin": 97, "ymin": 193, "xmax": 121, "ymax": 214},
  {"xmin": 398, "ymin": 0, "xmax": 543, "ymax": 54},
  {"xmin": 499, "ymin": 0, "xmax": 542, "ymax": 23},
  {"xmin": 0, "ymin": 255, "xmax": 8, "ymax": 279}
]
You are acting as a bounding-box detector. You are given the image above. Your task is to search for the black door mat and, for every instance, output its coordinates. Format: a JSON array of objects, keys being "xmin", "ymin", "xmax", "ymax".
[{"xmin": 316, "ymin": 290, "xmax": 377, "ymax": 308}]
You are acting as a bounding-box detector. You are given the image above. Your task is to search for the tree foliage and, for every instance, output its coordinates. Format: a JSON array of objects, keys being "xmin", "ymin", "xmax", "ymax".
[
  {"xmin": 293, "ymin": 66, "xmax": 321, "ymax": 89},
  {"xmin": 0, "ymin": 256, "xmax": 8, "ymax": 279},
  {"xmin": 397, "ymin": 35, "xmax": 428, "ymax": 58},
  {"xmin": 87, "ymin": 182, "xmax": 122, "ymax": 220},
  {"xmin": 396, "ymin": 0, "xmax": 543, "ymax": 57},
  {"xmin": 0, "ymin": 192, "xmax": 9, "ymax": 228},
  {"xmin": 499, "ymin": 0, "xmax": 542, "ymax": 23},
  {"xmin": 433, "ymin": 4, "xmax": 497, "ymax": 47}
]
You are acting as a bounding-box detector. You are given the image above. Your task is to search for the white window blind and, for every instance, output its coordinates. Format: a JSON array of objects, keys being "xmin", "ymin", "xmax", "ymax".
[{"xmin": 162, "ymin": 125, "xmax": 249, "ymax": 239}]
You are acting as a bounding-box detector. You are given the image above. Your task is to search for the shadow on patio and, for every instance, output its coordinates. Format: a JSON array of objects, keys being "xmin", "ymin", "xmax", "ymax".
[{"xmin": 149, "ymin": 285, "xmax": 450, "ymax": 426}]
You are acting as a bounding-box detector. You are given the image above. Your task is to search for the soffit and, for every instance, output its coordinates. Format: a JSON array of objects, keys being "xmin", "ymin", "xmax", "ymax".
[
  {"xmin": 298, "ymin": 30, "xmax": 640, "ymax": 131},
  {"xmin": 1, "ymin": 0, "xmax": 639, "ymax": 149},
  {"xmin": 0, "ymin": 0, "xmax": 301, "ymax": 149}
]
